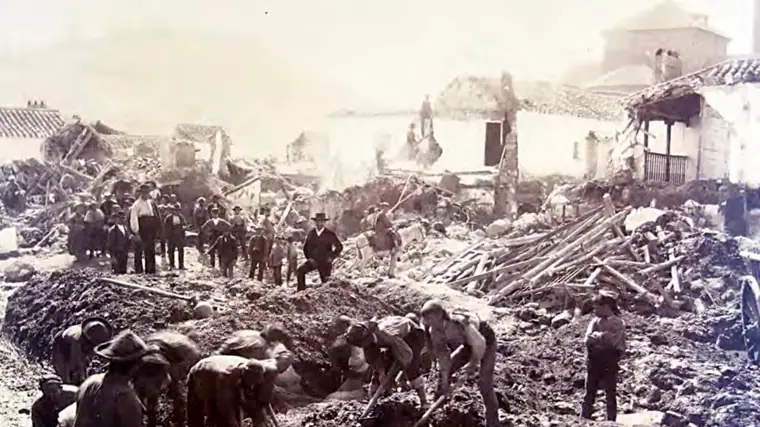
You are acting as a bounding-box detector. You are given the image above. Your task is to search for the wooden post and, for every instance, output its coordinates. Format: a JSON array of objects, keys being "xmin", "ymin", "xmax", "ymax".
[
  {"xmin": 492, "ymin": 72, "xmax": 519, "ymax": 220},
  {"xmin": 665, "ymin": 121, "xmax": 673, "ymax": 182}
]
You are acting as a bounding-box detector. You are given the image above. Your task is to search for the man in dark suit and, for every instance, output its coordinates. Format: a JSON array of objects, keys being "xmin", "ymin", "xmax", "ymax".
[
  {"xmin": 163, "ymin": 203, "xmax": 186, "ymax": 270},
  {"xmin": 296, "ymin": 213, "xmax": 343, "ymax": 291},
  {"xmin": 106, "ymin": 211, "xmax": 131, "ymax": 274}
]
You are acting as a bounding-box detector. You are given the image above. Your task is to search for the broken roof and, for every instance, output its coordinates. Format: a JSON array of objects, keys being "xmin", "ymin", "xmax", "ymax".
[
  {"xmin": 623, "ymin": 56, "xmax": 760, "ymax": 119},
  {"xmin": 174, "ymin": 123, "xmax": 227, "ymax": 143},
  {"xmin": 436, "ymin": 76, "xmax": 624, "ymax": 121},
  {"xmin": 0, "ymin": 107, "xmax": 65, "ymax": 139}
]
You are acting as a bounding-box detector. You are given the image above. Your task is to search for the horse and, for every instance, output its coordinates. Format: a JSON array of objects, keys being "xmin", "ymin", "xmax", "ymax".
[{"xmin": 355, "ymin": 222, "xmax": 426, "ymax": 277}]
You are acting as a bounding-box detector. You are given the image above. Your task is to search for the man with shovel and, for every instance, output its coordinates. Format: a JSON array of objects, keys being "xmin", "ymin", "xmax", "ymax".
[
  {"xmin": 344, "ymin": 314, "xmax": 429, "ymax": 410},
  {"xmin": 420, "ymin": 299, "xmax": 500, "ymax": 427}
]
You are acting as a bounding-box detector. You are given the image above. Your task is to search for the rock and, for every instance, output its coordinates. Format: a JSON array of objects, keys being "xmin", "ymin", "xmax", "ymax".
[
  {"xmin": 646, "ymin": 387, "xmax": 663, "ymax": 405},
  {"xmin": 3, "ymin": 260, "xmax": 36, "ymax": 282},
  {"xmin": 661, "ymin": 410, "xmax": 688, "ymax": 427},
  {"xmin": 193, "ymin": 301, "xmax": 214, "ymax": 318},
  {"xmin": 438, "ymin": 171, "xmax": 461, "ymax": 194},
  {"xmin": 550, "ymin": 311, "xmax": 572, "ymax": 329},
  {"xmin": 486, "ymin": 219, "xmax": 511, "ymax": 238}
]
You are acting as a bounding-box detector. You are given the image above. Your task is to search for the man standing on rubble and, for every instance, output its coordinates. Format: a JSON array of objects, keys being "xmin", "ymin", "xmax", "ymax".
[
  {"xmin": 129, "ymin": 183, "xmax": 162, "ymax": 274},
  {"xmin": 107, "ymin": 211, "xmax": 131, "ymax": 274},
  {"xmin": 420, "ymin": 299, "xmax": 501, "ymax": 427},
  {"xmin": 51, "ymin": 317, "xmax": 113, "ymax": 386},
  {"xmin": 163, "ymin": 204, "xmax": 186, "ymax": 270},
  {"xmin": 201, "ymin": 207, "xmax": 231, "ymax": 268},
  {"xmin": 260, "ymin": 205, "xmax": 276, "ymax": 258},
  {"xmin": 581, "ymin": 291, "xmax": 625, "ymax": 422},
  {"xmin": 193, "ymin": 197, "xmax": 210, "ymax": 253},
  {"xmin": 210, "ymin": 231, "xmax": 238, "ymax": 278},
  {"xmin": 73, "ymin": 330, "xmax": 151, "ymax": 427},
  {"xmin": 30, "ymin": 374, "xmax": 78, "ymax": 427},
  {"xmin": 344, "ymin": 314, "xmax": 429, "ymax": 409},
  {"xmin": 248, "ymin": 225, "xmax": 268, "ymax": 281},
  {"xmin": 296, "ymin": 213, "xmax": 343, "ymax": 291},
  {"xmin": 84, "ymin": 202, "xmax": 105, "ymax": 259},
  {"xmin": 230, "ymin": 206, "xmax": 249, "ymax": 259},
  {"xmin": 373, "ymin": 202, "xmax": 401, "ymax": 278},
  {"xmin": 68, "ymin": 203, "xmax": 88, "ymax": 261},
  {"xmin": 207, "ymin": 194, "xmax": 227, "ymax": 219}
]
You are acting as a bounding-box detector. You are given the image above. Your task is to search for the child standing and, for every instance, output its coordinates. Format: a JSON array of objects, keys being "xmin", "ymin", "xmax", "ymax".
[
  {"xmin": 269, "ymin": 235, "xmax": 286, "ymax": 286},
  {"xmin": 286, "ymin": 235, "xmax": 299, "ymax": 286},
  {"xmin": 581, "ymin": 291, "xmax": 625, "ymax": 422}
]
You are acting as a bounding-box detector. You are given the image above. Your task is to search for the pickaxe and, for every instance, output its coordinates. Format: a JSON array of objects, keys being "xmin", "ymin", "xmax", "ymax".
[{"xmin": 359, "ymin": 362, "xmax": 402, "ymax": 420}]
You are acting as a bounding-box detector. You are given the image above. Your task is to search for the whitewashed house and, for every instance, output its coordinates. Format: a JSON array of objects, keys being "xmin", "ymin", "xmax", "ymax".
[
  {"xmin": 0, "ymin": 102, "xmax": 65, "ymax": 161},
  {"xmin": 623, "ymin": 56, "xmax": 760, "ymax": 185}
]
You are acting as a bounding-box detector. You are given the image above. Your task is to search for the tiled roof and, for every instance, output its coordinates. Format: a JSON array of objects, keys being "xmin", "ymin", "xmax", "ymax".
[
  {"xmin": 174, "ymin": 123, "xmax": 227, "ymax": 143},
  {"xmin": 101, "ymin": 134, "xmax": 174, "ymax": 154},
  {"xmin": 0, "ymin": 107, "xmax": 65, "ymax": 139},
  {"xmin": 586, "ymin": 65, "xmax": 655, "ymax": 89},
  {"xmin": 435, "ymin": 76, "xmax": 624, "ymax": 121},
  {"xmin": 624, "ymin": 56, "xmax": 760, "ymax": 110}
]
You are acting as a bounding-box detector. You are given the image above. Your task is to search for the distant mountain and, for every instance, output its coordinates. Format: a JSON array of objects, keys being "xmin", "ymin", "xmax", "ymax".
[{"xmin": 0, "ymin": 29, "xmax": 357, "ymax": 153}]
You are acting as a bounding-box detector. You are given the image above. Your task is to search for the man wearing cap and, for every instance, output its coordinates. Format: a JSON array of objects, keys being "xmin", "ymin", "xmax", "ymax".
[
  {"xmin": 106, "ymin": 210, "xmax": 131, "ymax": 274},
  {"xmin": 163, "ymin": 204, "xmax": 187, "ymax": 270},
  {"xmin": 30, "ymin": 374, "xmax": 78, "ymax": 427},
  {"xmin": 52, "ymin": 317, "xmax": 113, "ymax": 386},
  {"xmin": 139, "ymin": 331, "xmax": 202, "ymax": 427},
  {"xmin": 186, "ymin": 355, "xmax": 281, "ymax": 427},
  {"xmin": 84, "ymin": 202, "xmax": 106, "ymax": 259},
  {"xmin": 129, "ymin": 183, "xmax": 162, "ymax": 274},
  {"xmin": 420, "ymin": 299, "xmax": 500, "ymax": 427},
  {"xmin": 326, "ymin": 316, "xmax": 371, "ymax": 399},
  {"xmin": 296, "ymin": 213, "xmax": 343, "ymax": 291},
  {"xmin": 345, "ymin": 314, "xmax": 429, "ymax": 408},
  {"xmin": 201, "ymin": 208, "xmax": 231, "ymax": 268},
  {"xmin": 217, "ymin": 325, "xmax": 294, "ymax": 373},
  {"xmin": 582, "ymin": 291, "xmax": 625, "ymax": 422},
  {"xmin": 230, "ymin": 205, "xmax": 249, "ymax": 260},
  {"xmin": 192, "ymin": 197, "xmax": 210, "ymax": 253},
  {"xmin": 259, "ymin": 206, "xmax": 276, "ymax": 258},
  {"xmin": 74, "ymin": 330, "xmax": 152, "ymax": 427},
  {"xmin": 247, "ymin": 225, "xmax": 268, "ymax": 281},
  {"xmin": 207, "ymin": 194, "xmax": 227, "ymax": 219}
]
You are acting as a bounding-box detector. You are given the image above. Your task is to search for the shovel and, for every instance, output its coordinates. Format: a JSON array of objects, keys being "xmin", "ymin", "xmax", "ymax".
[
  {"xmin": 266, "ymin": 404, "xmax": 280, "ymax": 427},
  {"xmin": 411, "ymin": 375, "xmax": 466, "ymax": 427},
  {"xmin": 358, "ymin": 362, "xmax": 401, "ymax": 420}
]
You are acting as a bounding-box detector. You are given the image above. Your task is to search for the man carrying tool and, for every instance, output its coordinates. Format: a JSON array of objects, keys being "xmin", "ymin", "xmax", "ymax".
[
  {"xmin": 210, "ymin": 231, "xmax": 238, "ymax": 278},
  {"xmin": 296, "ymin": 213, "xmax": 343, "ymax": 291},
  {"xmin": 201, "ymin": 207, "xmax": 231, "ymax": 268},
  {"xmin": 373, "ymin": 202, "xmax": 401, "ymax": 278},
  {"xmin": 186, "ymin": 355, "xmax": 280, "ymax": 427},
  {"xmin": 129, "ymin": 183, "xmax": 162, "ymax": 274},
  {"xmin": 51, "ymin": 318, "xmax": 113, "ymax": 386},
  {"xmin": 345, "ymin": 314, "xmax": 428, "ymax": 409},
  {"xmin": 30, "ymin": 374, "xmax": 78, "ymax": 427},
  {"xmin": 248, "ymin": 225, "xmax": 268, "ymax": 281},
  {"xmin": 420, "ymin": 299, "xmax": 500, "ymax": 427}
]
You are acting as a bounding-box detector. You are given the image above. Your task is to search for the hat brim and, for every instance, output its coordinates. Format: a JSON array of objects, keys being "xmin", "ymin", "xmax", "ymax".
[
  {"xmin": 94, "ymin": 342, "xmax": 148, "ymax": 363},
  {"xmin": 81, "ymin": 317, "xmax": 114, "ymax": 341},
  {"xmin": 311, "ymin": 216, "xmax": 329, "ymax": 220}
]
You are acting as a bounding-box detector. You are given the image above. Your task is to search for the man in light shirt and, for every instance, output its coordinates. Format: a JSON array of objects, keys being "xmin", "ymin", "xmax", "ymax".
[{"xmin": 129, "ymin": 183, "xmax": 161, "ymax": 274}]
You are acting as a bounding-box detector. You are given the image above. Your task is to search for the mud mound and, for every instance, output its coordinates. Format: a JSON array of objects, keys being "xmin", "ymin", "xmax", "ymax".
[{"xmin": 2, "ymin": 270, "xmax": 398, "ymax": 398}]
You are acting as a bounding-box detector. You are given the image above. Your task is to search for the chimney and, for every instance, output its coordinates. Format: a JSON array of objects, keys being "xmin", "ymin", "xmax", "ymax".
[{"xmin": 754, "ymin": 0, "xmax": 760, "ymax": 53}]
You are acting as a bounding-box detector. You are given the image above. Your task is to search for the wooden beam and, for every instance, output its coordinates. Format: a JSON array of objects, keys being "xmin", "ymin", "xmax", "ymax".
[{"xmin": 665, "ymin": 122, "xmax": 672, "ymax": 182}]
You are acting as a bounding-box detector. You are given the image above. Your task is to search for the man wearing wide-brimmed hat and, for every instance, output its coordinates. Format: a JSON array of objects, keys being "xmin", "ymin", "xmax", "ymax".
[
  {"xmin": 129, "ymin": 183, "xmax": 162, "ymax": 274},
  {"xmin": 51, "ymin": 317, "xmax": 113, "ymax": 386},
  {"xmin": 30, "ymin": 374, "xmax": 78, "ymax": 427},
  {"xmin": 296, "ymin": 212, "xmax": 343, "ymax": 291},
  {"xmin": 74, "ymin": 331, "xmax": 154, "ymax": 427}
]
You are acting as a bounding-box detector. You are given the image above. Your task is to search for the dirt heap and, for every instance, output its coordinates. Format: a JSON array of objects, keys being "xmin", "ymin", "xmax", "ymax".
[{"xmin": 2, "ymin": 270, "xmax": 398, "ymax": 398}]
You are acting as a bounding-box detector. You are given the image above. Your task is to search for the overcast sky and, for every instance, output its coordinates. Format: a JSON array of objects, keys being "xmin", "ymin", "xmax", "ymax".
[{"xmin": 0, "ymin": 0, "xmax": 753, "ymax": 108}]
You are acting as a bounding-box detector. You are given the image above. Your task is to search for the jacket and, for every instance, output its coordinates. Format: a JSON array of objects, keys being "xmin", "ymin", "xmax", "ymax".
[
  {"xmin": 303, "ymin": 228, "xmax": 343, "ymax": 263},
  {"xmin": 106, "ymin": 224, "xmax": 131, "ymax": 254},
  {"xmin": 163, "ymin": 214, "xmax": 186, "ymax": 242}
]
